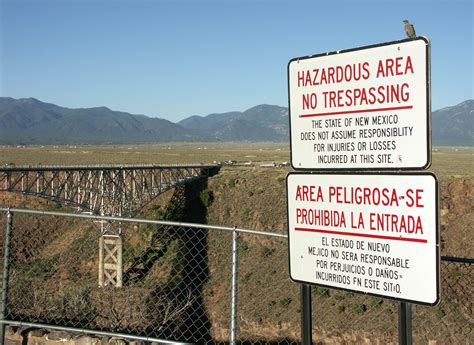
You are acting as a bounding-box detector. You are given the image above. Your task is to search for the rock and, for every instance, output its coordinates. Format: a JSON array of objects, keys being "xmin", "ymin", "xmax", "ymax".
[
  {"xmin": 75, "ymin": 335, "xmax": 101, "ymax": 345},
  {"xmin": 46, "ymin": 331, "xmax": 72, "ymax": 341},
  {"xmin": 5, "ymin": 326, "xmax": 18, "ymax": 336},
  {"xmin": 27, "ymin": 328, "xmax": 48, "ymax": 338},
  {"xmin": 108, "ymin": 337, "xmax": 126, "ymax": 345}
]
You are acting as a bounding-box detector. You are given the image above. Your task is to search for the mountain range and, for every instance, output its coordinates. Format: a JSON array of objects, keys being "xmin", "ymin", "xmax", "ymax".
[
  {"xmin": 432, "ymin": 100, "xmax": 473, "ymax": 145},
  {"xmin": 0, "ymin": 97, "xmax": 472, "ymax": 145}
]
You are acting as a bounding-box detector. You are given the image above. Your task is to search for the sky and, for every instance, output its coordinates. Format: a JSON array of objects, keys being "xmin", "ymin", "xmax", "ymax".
[{"xmin": 1, "ymin": 0, "xmax": 473, "ymax": 122}]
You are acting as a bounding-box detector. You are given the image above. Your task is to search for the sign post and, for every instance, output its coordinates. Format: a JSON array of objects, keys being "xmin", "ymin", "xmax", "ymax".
[
  {"xmin": 399, "ymin": 302, "xmax": 413, "ymax": 345},
  {"xmin": 300, "ymin": 284, "xmax": 312, "ymax": 345}
]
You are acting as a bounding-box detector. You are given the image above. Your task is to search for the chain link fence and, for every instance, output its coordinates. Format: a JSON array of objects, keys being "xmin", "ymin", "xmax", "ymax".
[
  {"xmin": 0, "ymin": 208, "xmax": 472, "ymax": 344},
  {"xmin": 307, "ymin": 258, "xmax": 473, "ymax": 344}
]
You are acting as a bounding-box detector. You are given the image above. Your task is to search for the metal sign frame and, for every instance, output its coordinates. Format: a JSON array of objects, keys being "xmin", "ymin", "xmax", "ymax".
[
  {"xmin": 286, "ymin": 171, "xmax": 440, "ymax": 306},
  {"xmin": 287, "ymin": 37, "xmax": 431, "ymax": 171}
]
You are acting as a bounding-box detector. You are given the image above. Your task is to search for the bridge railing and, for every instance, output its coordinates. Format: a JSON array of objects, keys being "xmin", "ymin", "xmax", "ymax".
[{"xmin": 0, "ymin": 208, "xmax": 471, "ymax": 344}]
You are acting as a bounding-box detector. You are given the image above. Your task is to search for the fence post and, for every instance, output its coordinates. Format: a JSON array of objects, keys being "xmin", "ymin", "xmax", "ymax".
[
  {"xmin": 301, "ymin": 284, "xmax": 312, "ymax": 345},
  {"xmin": 230, "ymin": 227, "xmax": 239, "ymax": 345},
  {"xmin": 398, "ymin": 302, "xmax": 413, "ymax": 345},
  {"xmin": 0, "ymin": 210, "xmax": 13, "ymax": 345},
  {"xmin": 98, "ymin": 236, "xmax": 104, "ymax": 287}
]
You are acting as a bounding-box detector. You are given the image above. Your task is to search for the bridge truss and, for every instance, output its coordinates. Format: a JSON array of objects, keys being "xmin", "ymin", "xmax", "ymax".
[{"xmin": 0, "ymin": 164, "xmax": 218, "ymax": 216}]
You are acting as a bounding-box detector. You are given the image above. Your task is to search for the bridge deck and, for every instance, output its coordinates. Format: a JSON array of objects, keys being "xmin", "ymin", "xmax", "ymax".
[{"xmin": 0, "ymin": 163, "xmax": 219, "ymax": 172}]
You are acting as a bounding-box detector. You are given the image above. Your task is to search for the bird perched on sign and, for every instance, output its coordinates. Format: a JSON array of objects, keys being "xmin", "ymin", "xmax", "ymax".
[{"xmin": 404, "ymin": 20, "xmax": 416, "ymax": 38}]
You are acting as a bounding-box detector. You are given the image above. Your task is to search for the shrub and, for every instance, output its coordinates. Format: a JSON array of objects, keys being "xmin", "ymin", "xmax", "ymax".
[
  {"xmin": 199, "ymin": 189, "xmax": 214, "ymax": 207},
  {"xmin": 312, "ymin": 286, "xmax": 330, "ymax": 298},
  {"xmin": 371, "ymin": 297, "xmax": 384, "ymax": 308},
  {"xmin": 239, "ymin": 241, "xmax": 249, "ymax": 253},
  {"xmin": 27, "ymin": 256, "xmax": 59, "ymax": 278},
  {"xmin": 261, "ymin": 246, "xmax": 275, "ymax": 258},
  {"xmin": 353, "ymin": 303, "xmax": 367, "ymax": 313},
  {"xmin": 149, "ymin": 205, "xmax": 165, "ymax": 219},
  {"xmin": 435, "ymin": 307, "xmax": 446, "ymax": 319},
  {"xmin": 279, "ymin": 297, "xmax": 292, "ymax": 307},
  {"xmin": 242, "ymin": 272, "xmax": 253, "ymax": 283}
]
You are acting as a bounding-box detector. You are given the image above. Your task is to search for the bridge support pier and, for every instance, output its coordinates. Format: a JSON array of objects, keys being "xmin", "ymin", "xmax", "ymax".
[{"xmin": 98, "ymin": 234, "xmax": 123, "ymax": 288}]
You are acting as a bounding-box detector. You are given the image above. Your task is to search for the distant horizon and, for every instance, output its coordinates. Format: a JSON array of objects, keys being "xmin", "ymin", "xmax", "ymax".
[
  {"xmin": 1, "ymin": 0, "xmax": 472, "ymax": 122},
  {"xmin": 0, "ymin": 92, "xmax": 472, "ymax": 146},
  {"xmin": 0, "ymin": 95, "xmax": 471, "ymax": 123}
]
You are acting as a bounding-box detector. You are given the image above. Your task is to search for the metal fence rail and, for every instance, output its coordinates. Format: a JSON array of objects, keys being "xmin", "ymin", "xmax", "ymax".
[{"xmin": 0, "ymin": 208, "xmax": 472, "ymax": 344}]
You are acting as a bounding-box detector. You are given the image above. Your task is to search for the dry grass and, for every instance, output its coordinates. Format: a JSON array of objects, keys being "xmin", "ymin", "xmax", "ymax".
[
  {"xmin": 430, "ymin": 147, "xmax": 474, "ymax": 177},
  {"xmin": 1, "ymin": 144, "xmax": 472, "ymax": 178},
  {"xmin": 0, "ymin": 143, "xmax": 290, "ymax": 166}
]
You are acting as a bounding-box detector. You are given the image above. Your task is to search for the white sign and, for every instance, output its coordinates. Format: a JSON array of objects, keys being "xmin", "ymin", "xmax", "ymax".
[
  {"xmin": 288, "ymin": 38, "xmax": 430, "ymax": 170},
  {"xmin": 287, "ymin": 173, "xmax": 439, "ymax": 305}
]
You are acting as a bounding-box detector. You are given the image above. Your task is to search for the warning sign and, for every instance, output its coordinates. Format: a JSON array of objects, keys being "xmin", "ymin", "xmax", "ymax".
[
  {"xmin": 287, "ymin": 173, "xmax": 439, "ymax": 305},
  {"xmin": 288, "ymin": 37, "xmax": 431, "ymax": 170}
]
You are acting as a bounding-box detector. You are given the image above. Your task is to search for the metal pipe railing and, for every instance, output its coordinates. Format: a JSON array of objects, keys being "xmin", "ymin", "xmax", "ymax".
[
  {"xmin": 0, "ymin": 207, "xmax": 288, "ymax": 239},
  {"xmin": 0, "ymin": 320, "xmax": 194, "ymax": 345}
]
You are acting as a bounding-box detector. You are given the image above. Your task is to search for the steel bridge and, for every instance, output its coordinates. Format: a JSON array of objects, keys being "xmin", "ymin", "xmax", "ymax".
[
  {"xmin": 0, "ymin": 163, "xmax": 219, "ymax": 287},
  {"xmin": 0, "ymin": 164, "xmax": 218, "ymax": 216}
]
